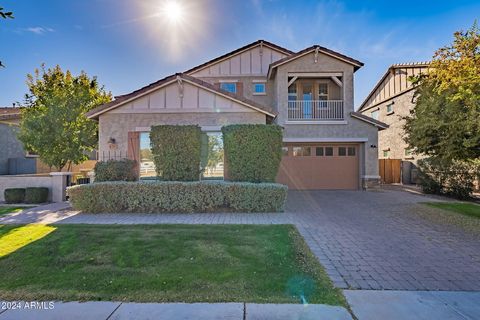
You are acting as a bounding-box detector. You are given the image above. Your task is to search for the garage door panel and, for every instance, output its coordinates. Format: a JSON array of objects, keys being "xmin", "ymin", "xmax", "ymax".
[{"xmin": 276, "ymin": 144, "xmax": 359, "ymax": 190}]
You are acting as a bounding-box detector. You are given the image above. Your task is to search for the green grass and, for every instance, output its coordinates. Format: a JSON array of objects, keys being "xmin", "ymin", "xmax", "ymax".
[
  {"xmin": 0, "ymin": 207, "xmax": 26, "ymax": 216},
  {"xmin": 0, "ymin": 224, "xmax": 345, "ymax": 305},
  {"xmin": 425, "ymin": 202, "xmax": 480, "ymax": 219}
]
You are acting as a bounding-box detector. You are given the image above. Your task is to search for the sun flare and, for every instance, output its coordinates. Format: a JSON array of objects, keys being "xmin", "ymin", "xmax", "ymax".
[{"xmin": 162, "ymin": 1, "xmax": 185, "ymax": 24}]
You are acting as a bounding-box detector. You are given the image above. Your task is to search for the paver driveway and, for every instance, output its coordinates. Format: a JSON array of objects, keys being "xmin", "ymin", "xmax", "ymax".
[{"xmin": 289, "ymin": 190, "xmax": 480, "ymax": 291}]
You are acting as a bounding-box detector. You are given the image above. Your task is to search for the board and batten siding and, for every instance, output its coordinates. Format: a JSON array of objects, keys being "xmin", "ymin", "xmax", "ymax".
[
  {"xmin": 189, "ymin": 45, "xmax": 288, "ymax": 77},
  {"xmin": 362, "ymin": 65, "xmax": 428, "ymax": 110},
  {"xmin": 109, "ymin": 82, "xmax": 258, "ymax": 114}
]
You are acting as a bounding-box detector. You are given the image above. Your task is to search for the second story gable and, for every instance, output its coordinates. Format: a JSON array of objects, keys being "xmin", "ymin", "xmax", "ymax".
[
  {"xmin": 184, "ymin": 40, "xmax": 365, "ymax": 124},
  {"xmin": 185, "ymin": 40, "xmax": 293, "ymax": 78},
  {"xmin": 358, "ymin": 62, "xmax": 429, "ymax": 115}
]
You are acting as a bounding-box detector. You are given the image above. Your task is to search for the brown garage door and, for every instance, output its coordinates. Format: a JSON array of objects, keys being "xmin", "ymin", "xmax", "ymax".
[{"xmin": 276, "ymin": 144, "xmax": 359, "ymax": 190}]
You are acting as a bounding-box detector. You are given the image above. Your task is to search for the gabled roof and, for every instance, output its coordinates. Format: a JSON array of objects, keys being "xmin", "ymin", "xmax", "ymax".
[
  {"xmin": 350, "ymin": 111, "xmax": 389, "ymax": 130},
  {"xmin": 86, "ymin": 73, "xmax": 277, "ymax": 119},
  {"xmin": 184, "ymin": 39, "xmax": 294, "ymax": 75},
  {"xmin": 358, "ymin": 62, "xmax": 430, "ymax": 112},
  {"xmin": 267, "ymin": 45, "xmax": 364, "ymax": 78}
]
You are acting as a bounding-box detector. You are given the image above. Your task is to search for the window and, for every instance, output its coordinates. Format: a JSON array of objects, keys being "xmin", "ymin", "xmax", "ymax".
[
  {"xmin": 383, "ymin": 150, "xmax": 390, "ymax": 158},
  {"xmin": 293, "ymin": 146, "xmax": 311, "ymax": 156},
  {"xmin": 288, "ymin": 84, "xmax": 297, "ymax": 101},
  {"xmin": 348, "ymin": 147, "xmax": 356, "ymax": 156},
  {"xmin": 220, "ymin": 82, "xmax": 236, "ymax": 93},
  {"xmin": 338, "ymin": 147, "xmax": 347, "ymax": 156},
  {"xmin": 325, "ymin": 147, "xmax": 334, "ymax": 156},
  {"xmin": 253, "ymin": 83, "xmax": 266, "ymax": 95},
  {"xmin": 315, "ymin": 147, "xmax": 324, "ymax": 156},
  {"xmin": 318, "ymin": 83, "xmax": 328, "ymax": 101},
  {"xmin": 371, "ymin": 110, "xmax": 379, "ymax": 120},
  {"xmin": 140, "ymin": 132, "xmax": 156, "ymax": 178},
  {"xmin": 386, "ymin": 103, "xmax": 394, "ymax": 114},
  {"xmin": 202, "ymin": 132, "xmax": 224, "ymax": 179},
  {"xmin": 281, "ymin": 147, "xmax": 289, "ymax": 156}
]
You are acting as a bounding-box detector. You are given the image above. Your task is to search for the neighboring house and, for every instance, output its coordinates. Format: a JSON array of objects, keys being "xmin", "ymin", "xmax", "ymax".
[
  {"xmin": 0, "ymin": 107, "xmax": 38, "ymax": 175},
  {"xmin": 86, "ymin": 40, "xmax": 387, "ymax": 190},
  {"xmin": 358, "ymin": 62, "xmax": 429, "ymax": 184},
  {"xmin": 0, "ymin": 107, "xmax": 96, "ymax": 179}
]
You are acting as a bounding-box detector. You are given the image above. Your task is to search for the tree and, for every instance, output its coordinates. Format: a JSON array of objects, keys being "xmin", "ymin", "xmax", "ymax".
[
  {"xmin": 0, "ymin": 6, "xmax": 13, "ymax": 19},
  {"xmin": 404, "ymin": 22, "xmax": 480, "ymax": 161},
  {"xmin": 0, "ymin": 6, "xmax": 14, "ymax": 68},
  {"xmin": 19, "ymin": 65, "xmax": 112, "ymax": 171}
]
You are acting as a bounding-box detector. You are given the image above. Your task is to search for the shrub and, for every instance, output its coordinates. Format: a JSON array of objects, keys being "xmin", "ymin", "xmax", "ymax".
[
  {"xmin": 4, "ymin": 188, "xmax": 25, "ymax": 204},
  {"xmin": 150, "ymin": 125, "xmax": 202, "ymax": 181},
  {"xmin": 24, "ymin": 187, "xmax": 49, "ymax": 203},
  {"xmin": 94, "ymin": 159, "xmax": 137, "ymax": 182},
  {"xmin": 417, "ymin": 157, "xmax": 479, "ymax": 200},
  {"xmin": 222, "ymin": 124, "xmax": 283, "ymax": 182},
  {"xmin": 67, "ymin": 181, "xmax": 288, "ymax": 213}
]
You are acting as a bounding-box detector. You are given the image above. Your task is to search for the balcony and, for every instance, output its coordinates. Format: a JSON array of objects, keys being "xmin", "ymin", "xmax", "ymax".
[{"xmin": 287, "ymin": 100, "xmax": 344, "ymax": 121}]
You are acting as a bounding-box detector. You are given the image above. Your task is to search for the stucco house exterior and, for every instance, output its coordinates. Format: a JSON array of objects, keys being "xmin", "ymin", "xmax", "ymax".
[
  {"xmin": 86, "ymin": 40, "xmax": 387, "ymax": 189},
  {"xmin": 0, "ymin": 107, "xmax": 38, "ymax": 175},
  {"xmin": 358, "ymin": 62, "xmax": 429, "ymax": 184}
]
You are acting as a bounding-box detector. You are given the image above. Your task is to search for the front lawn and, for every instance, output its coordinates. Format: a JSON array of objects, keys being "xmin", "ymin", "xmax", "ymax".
[
  {"xmin": 0, "ymin": 207, "xmax": 26, "ymax": 216},
  {"xmin": 0, "ymin": 224, "xmax": 345, "ymax": 305},
  {"xmin": 425, "ymin": 202, "xmax": 480, "ymax": 219}
]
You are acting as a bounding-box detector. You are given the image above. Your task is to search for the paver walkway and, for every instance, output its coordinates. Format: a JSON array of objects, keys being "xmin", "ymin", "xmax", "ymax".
[
  {"xmin": 0, "ymin": 302, "xmax": 352, "ymax": 320},
  {"xmin": 2, "ymin": 189, "xmax": 480, "ymax": 291}
]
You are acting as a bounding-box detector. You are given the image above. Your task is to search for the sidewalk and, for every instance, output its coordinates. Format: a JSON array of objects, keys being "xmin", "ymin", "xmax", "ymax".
[
  {"xmin": 344, "ymin": 290, "xmax": 480, "ymax": 320},
  {"xmin": 0, "ymin": 202, "xmax": 75, "ymax": 224},
  {"xmin": 0, "ymin": 302, "xmax": 352, "ymax": 320}
]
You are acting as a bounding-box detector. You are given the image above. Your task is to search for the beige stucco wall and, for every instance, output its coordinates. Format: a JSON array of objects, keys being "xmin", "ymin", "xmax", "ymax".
[
  {"xmin": 364, "ymin": 89, "xmax": 422, "ymax": 162},
  {"xmin": 98, "ymin": 112, "xmax": 266, "ymax": 159},
  {"xmin": 271, "ymin": 51, "xmax": 379, "ymax": 178},
  {"xmin": 274, "ymin": 51, "xmax": 355, "ymax": 121}
]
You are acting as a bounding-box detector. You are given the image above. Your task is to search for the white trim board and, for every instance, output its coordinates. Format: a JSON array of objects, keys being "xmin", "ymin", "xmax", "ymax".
[
  {"xmin": 362, "ymin": 175, "xmax": 381, "ymax": 179},
  {"xmin": 285, "ymin": 120, "xmax": 347, "ymax": 125},
  {"xmin": 283, "ymin": 138, "xmax": 368, "ymax": 143}
]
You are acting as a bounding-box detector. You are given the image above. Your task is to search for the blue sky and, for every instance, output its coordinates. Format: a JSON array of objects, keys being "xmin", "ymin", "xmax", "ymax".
[{"xmin": 0, "ymin": 0, "xmax": 479, "ymax": 109}]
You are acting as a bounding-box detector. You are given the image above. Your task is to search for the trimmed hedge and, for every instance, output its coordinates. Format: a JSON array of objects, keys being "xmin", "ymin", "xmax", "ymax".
[
  {"xmin": 4, "ymin": 188, "xmax": 26, "ymax": 204},
  {"xmin": 418, "ymin": 157, "xmax": 479, "ymax": 200},
  {"xmin": 25, "ymin": 187, "xmax": 49, "ymax": 203},
  {"xmin": 150, "ymin": 125, "xmax": 202, "ymax": 181},
  {"xmin": 222, "ymin": 124, "xmax": 283, "ymax": 182},
  {"xmin": 94, "ymin": 159, "xmax": 137, "ymax": 182},
  {"xmin": 67, "ymin": 181, "xmax": 288, "ymax": 213}
]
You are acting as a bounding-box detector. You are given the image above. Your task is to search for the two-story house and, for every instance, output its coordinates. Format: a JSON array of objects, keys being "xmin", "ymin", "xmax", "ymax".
[
  {"xmin": 86, "ymin": 40, "xmax": 387, "ymax": 189},
  {"xmin": 358, "ymin": 62, "xmax": 429, "ymax": 184}
]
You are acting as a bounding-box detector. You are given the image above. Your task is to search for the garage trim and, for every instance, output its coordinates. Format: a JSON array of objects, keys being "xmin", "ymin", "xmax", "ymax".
[{"xmin": 283, "ymin": 137, "xmax": 368, "ymax": 142}]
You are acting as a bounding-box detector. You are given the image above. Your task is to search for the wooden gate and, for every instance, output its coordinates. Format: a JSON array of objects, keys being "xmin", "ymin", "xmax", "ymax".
[{"xmin": 379, "ymin": 159, "xmax": 401, "ymax": 184}]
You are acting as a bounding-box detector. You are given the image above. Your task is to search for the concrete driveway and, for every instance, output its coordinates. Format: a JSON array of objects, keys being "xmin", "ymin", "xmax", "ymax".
[{"xmin": 287, "ymin": 190, "xmax": 480, "ymax": 291}]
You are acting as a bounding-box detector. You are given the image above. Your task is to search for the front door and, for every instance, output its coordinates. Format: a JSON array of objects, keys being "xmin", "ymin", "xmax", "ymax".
[{"xmin": 302, "ymin": 83, "xmax": 313, "ymax": 119}]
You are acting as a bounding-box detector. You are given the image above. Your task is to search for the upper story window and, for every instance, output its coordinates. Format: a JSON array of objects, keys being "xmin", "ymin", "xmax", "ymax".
[
  {"xmin": 288, "ymin": 84, "xmax": 297, "ymax": 101},
  {"xmin": 318, "ymin": 83, "xmax": 328, "ymax": 101},
  {"xmin": 371, "ymin": 110, "xmax": 379, "ymax": 120},
  {"xmin": 253, "ymin": 83, "xmax": 266, "ymax": 95},
  {"xmin": 386, "ymin": 103, "xmax": 394, "ymax": 114},
  {"xmin": 220, "ymin": 82, "xmax": 237, "ymax": 93}
]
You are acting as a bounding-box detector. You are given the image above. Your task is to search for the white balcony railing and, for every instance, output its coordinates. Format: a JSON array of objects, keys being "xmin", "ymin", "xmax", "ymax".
[{"xmin": 288, "ymin": 100, "xmax": 344, "ymax": 121}]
